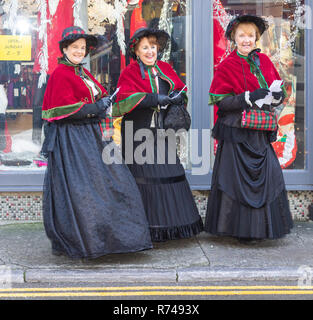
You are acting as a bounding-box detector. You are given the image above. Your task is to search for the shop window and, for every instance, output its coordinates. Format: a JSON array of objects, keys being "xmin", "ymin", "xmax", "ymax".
[
  {"xmin": 212, "ymin": 0, "xmax": 306, "ymax": 170},
  {"xmin": 89, "ymin": 0, "xmax": 192, "ymax": 168},
  {"xmin": 0, "ymin": 0, "xmax": 191, "ymax": 173},
  {"xmin": 0, "ymin": 1, "xmax": 45, "ymax": 170}
]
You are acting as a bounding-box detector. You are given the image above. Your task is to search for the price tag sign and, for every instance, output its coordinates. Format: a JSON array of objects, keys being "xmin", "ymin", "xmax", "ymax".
[{"xmin": 0, "ymin": 35, "xmax": 31, "ymax": 61}]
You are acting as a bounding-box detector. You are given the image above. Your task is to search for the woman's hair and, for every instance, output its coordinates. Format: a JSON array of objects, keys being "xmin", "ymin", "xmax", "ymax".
[
  {"xmin": 230, "ymin": 22, "xmax": 261, "ymax": 42},
  {"xmin": 134, "ymin": 35, "xmax": 160, "ymax": 54}
]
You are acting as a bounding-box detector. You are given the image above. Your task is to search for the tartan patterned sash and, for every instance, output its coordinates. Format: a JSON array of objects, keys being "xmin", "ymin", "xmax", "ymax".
[{"xmin": 241, "ymin": 109, "xmax": 278, "ymax": 131}]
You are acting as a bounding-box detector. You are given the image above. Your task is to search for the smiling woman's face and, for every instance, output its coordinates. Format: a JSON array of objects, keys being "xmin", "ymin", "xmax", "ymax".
[
  {"xmin": 234, "ymin": 23, "xmax": 258, "ymax": 56},
  {"xmin": 63, "ymin": 38, "xmax": 86, "ymax": 65},
  {"xmin": 135, "ymin": 36, "xmax": 159, "ymax": 66}
]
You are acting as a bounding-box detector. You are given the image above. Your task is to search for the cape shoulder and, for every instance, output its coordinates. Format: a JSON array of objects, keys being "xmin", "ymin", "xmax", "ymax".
[
  {"xmin": 217, "ymin": 51, "xmax": 274, "ymax": 70},
  {"xmin": 47, "ymin": 64, "xmax": 77, "ymax": 86},
  {"xmin": 157, "ymin": 60, "xmax": 174, "ymax": 72},
  {"xmin": 42, "ymin": 64, "xmax": 105, "ymax": 121},
  {"xmin": 215, "ymin": 51, "xmax": 240, "ymax": 73},
  {"xmin": 50, "ymin": 64, "xmax": 101, "ymax": 84},
  {"xmin": 119, "ymin": 61, "xmax": 141, "ymax": 79},
  {"xmin": 119, "ymin": 60, "xmax": 179, "ymax": 81}
]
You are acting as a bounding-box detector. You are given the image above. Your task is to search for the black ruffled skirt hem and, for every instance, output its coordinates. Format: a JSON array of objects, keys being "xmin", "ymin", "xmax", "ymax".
[
  {"xmin": 150, "ymin": 217, "xmax": 204, "ymax": 242},
  {"xmin": 204, "ymin": 187, "xmax": 293, "ymax": 240}
]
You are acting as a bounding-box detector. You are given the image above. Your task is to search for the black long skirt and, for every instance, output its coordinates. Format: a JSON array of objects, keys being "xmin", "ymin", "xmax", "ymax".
[
  {"xmin": 122, "ymin": 110, "xmax": 203, "ymax": 242},
  {"xmin": 204, "ymin": 127, "xmax": 293, "ymax": 239},
  {"xmin": 42, "ymin": 119, "xmax": 152, "ymax": 259}
]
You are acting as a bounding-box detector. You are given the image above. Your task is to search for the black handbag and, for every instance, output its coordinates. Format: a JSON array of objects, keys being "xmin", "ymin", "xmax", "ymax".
[{"xmin": 163, "ymin": 104, "xmax": 191, "ymax": 131}]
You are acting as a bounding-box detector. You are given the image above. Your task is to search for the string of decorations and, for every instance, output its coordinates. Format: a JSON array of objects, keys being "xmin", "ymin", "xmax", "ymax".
[
  {"xmin": 158, "ymin": 0, "xmax": 173, "ymax": 62},
  {"xmin": 35, "ymin": 0, "xmax": 48, "ymax": 88},
  {"xmin": 3, "ymin": 0, "xmax": 19, "ymax": 34},
  {"xmin": 73, "ymin": 0, "xmax": 83, "ymax": 28},
  {"xmin": 113, "ymin": 0, "xmax": 128, "ymax": 55}
]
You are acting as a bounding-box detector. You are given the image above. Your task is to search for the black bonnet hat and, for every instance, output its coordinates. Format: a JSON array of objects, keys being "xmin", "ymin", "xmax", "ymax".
[
  {"xmin": 59, "ymin": 26, "xmax": 98, "ymax": 57},
  {"xmin": 225, "ymin": 14, "xmax": 269, "ymax": 41},
  {"xmin": 128, "ymin": 28, "xmax": 170, "ymax": 59}
]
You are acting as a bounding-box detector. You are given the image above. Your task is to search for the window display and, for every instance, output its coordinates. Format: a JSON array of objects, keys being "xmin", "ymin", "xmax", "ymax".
[
  {"xmin": 0, "ymin": 0, "xmax": 82, "ymax": 170},
  {"xmin": 0, "ymin": 0, "xmax": 307, "ymax": 178},
  {"xmin": 0, "ymin": 0, "xmax": 191, "ymax": 171},
  {"xmin": 0, "ymin": 1, "xmax": 44, "ymax": 170},
  {"xmin": 212, "ymin": 0, "xmax": 306, "ymax": 170}
]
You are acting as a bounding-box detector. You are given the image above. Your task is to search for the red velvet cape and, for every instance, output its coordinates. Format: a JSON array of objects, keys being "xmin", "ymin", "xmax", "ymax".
[
  {"xmin": 210, "ymin": 50, "xmax": 283, "ymax": 98},
  {"xmin": 42, "ymin": 61, "xmax": 108, "ymax": 122},
  {"xmin": 112, "ymin": 60, "xmax": 187, "ymax": 117}
]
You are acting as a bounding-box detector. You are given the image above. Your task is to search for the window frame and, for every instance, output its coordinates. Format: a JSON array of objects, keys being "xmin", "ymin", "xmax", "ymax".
[
  {"xmin": 282, "ymin": 0, "xmax": 313, "ymax": 190},
  {"xmin": 0, "ymin": 0, "xmax": 312, "ymax": 191},
  {"xmin": 185, "ymin": 0, "xmax": 213, "ymax": 190}
]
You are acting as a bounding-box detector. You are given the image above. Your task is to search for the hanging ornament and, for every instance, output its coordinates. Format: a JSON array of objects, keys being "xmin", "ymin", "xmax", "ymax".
[
  {"xmin": 213, "ymin": 0, "xmax": 231, "ymax": 31},
  {"xmin": 48, "ymin": 0, "xmax": 59, "ymax": 17},
  {"xmin": 3, "ymin": 0, "xmax": 19, "ymax": 34},
  {"xmin": 114, "ymin": 0, "xmax": 128, "ymax": 55},
  {"xmin": 36, "ymin": 0, "xmax": 48, "ymax": 88},
  {"xmin": 87, "ymin": 0, "xmax": 115, "ymax": 34},
  {"xmin": 213, "ymin": 0, "xmax": 233, "ymax": 66},
  {"xmin": 18, "ymin": 0, "xmax": 38, "ymax": 16},
  {"xmin": 158, "ymin": 0, "xmax": 172, "ymax": 62},
  {"xmin": 73, "ymin": 0, "xmax": 83, "ymax": 28}
]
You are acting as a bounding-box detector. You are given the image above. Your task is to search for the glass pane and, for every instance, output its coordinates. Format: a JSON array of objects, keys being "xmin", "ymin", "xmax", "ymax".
[
  {"xmin": 89, "ymin": 0, "xmax": 192, "ymax": 168},
  {"xmin": 212, "ymin": 0, "xmax": 306, "ymax": 169},
  {"xmin": 0, "ymin": 2, "xmax": 46, "ymax": 171}
]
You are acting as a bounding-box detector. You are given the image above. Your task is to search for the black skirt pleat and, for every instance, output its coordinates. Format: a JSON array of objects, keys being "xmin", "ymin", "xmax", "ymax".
[
  {"xmin": 205, "ymin": 187, "xmax": 293, "ymax": 239},
  {"xmin": 204, "ymin": 124, "xmax": 293, "ymax": 240},
  {"xmin": 122, "ymin": 111, "xmax": 203, "ymax": 242}
]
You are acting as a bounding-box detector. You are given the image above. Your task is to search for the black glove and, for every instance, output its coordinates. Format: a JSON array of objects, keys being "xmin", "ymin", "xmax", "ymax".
[
  {"xmin": 271, "ymin": 90, "xmax": 285, "ymax": 107},
  {"xmin": 94, "ymin": 96, "xmax": 111, "ymax": 118},
  {"xmin": 169, "ymin": 90, "xmax": 185, "ymax": 105},
  {"xmin": 68, "ymin": 100, "xmax": 107, "ymax": 120},
  {"xmin": 109, "ymin": 93, "xmax": 117, "ymax": 104},
  {"xmin": 272, "ymin": 91, "xmax": 283, "ymax": 101},
  {"xmin": 157, "ymin": 94, "xmax": 172, "ymax": 106},
  {"xmin": 97, "ymin": 96, "xmax": 111, "ymax": 110},
  {"xmin": 249, "ymin": 88, "xmax": 270, "ymax": 104}
]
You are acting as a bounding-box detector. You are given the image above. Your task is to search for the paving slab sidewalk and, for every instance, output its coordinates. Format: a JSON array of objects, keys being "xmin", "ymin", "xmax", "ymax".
[{"xmin": 0, "ymin": 221, "xmax": 312, "ymax": 284}]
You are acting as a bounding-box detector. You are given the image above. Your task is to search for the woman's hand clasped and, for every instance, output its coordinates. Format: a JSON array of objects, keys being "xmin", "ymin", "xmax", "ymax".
[
  {"xmin": 271, "ymin": 90, "xmax": 284, "ymax": 107},
  {"xmin": 157, "ymin": 94, "xmax": 173, "ymax": 107},
  {"xmin": 157, "ymin": 92, "xmax": 184, "ymax": 108},
  {"xmin": 169, "ymin": 90, "xmax": 185, "ymax": 105},
  {"xmin": 96, "ymin": 96, "xmax": 112, "ymax": 118},
  {"xmin": 249, "ymin": 88, "xmax": 270, "ymax": 104}
]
